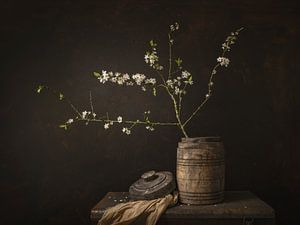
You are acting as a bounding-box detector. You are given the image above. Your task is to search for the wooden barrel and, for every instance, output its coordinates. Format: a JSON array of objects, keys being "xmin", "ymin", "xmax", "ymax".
[{"xmin": 176, "ymin": 137, "xmax": 225, "ymax": 205}]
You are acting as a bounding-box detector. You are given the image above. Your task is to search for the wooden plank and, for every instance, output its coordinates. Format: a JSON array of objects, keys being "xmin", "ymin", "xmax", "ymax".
[
  {"xmin": 90, "ymin": 192, "xmax": 130, "ymax": 221},
  {"xmin": 164, "ymin": 191, "xmax": 274, "ymax": 219},
  {"xmin": 91, "ymin": 191, "xmax": 275, "ymax": 223}
]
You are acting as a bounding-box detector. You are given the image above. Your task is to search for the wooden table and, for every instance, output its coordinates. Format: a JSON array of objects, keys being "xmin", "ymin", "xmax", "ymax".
[{"xmin": 90, "ymin": 191, "xmax": 275, "ymax": 225}]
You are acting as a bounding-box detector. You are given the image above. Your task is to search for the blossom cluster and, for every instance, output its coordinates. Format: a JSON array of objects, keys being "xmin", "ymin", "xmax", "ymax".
[
  {"xmin": 122, "ymin": 127, "xmax": 131, "ymax": 135},
  {"xmin": 146, "ymin": 126, "xmax": 155, "ymax": 131},
  {"xmin": 144, "ymin": 40, "xmax": 163, "ymax": 70},
  {"xmin": 170, "ymin": 22, "xmax": 179, "ymax": 32},
  {"xmin": 93, "ymin": 70, "xmax": 157, "ymax": 92},
  {"xmin": 77, "ymin": 110, "xmax": 97, "ymax": 120},
  {"xmin": 221, "ymin": 31, "xmax": 240, "ymax": 52},
  {"xmin": 60, "ymin": 106, "xmax": 159, "ymax": 135},
  {"xmin": 100, "ymin": 113, "xmax": 156, "ymax": 135},
  {"xmin": 166, "ymin": 70, "xmax": 193, "ymax": 95},
  {"xmin": 38, "ymin": 23, "xmax": 243, "ymax": 138},
  {"xmin": 103, "ymin": 116, "xmax": 122, "ymax": 129},
  {"xmin": 144, "ymin": 51, "xmax": 158, "ymax": 67},
  {"xmin": 217, "ymin": 28, "xmax": 243, "ymax": 68},
  {"xmin": 217, "ymin": 57, "xmax": 230, "ymax": 67},
  {"xmin": 169, "ymin": 22, "xmax": 180, "ymax": 45}
]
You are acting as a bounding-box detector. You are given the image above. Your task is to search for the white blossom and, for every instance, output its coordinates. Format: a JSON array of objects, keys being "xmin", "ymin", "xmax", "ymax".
[
  {"xmin": 173, "ymin": 79, "xmax": 181, "ymax": 86},
  {"xmin": 123, "ymin": 73, "xmax": 130, "ymax": 80},
  {"xmin": 149, "ymin": 55, "xmax": 157, "ymax": 66},
  {"xmin": 145, "ymin": 78, "xmax": 156, "ymax": 85},
  {"xmin": 132, "ymin": 73, "xmax": 146, "ymax": 85},
  {"xmin": 117, "ymin": 77, "xmax": 125, "ymax": 85},
  {"xmin": 104, "ymin": 123, "xmax": 110, "ymax": 129},
  {"xmin": 117, "ymin": 116, "xmax": 122, "ymax": 123},
  {"xmin": 82, "ymin": 111, "xmax": 88, "ymax": 119},
  {"xmin": 166, "ymin": 79, "xmax": 174, "ymax": 88},
  {"xmin": 66, "ymin": 119, "xmax": 73, "ymax": 124},
  {"xmin": 122, "ymin": 127, "xmax": 131, "ymax": 135},
  {"xmin": 217, "ymin": 57, "xmax": 230, "ymax": 67},
  {"xmin": 144, "ymin": 51, "xmax": 158, "ymax": 66},
  {"xmin": 170, "ymin": 22, "xmax": 179, "ymax": 31},
  {"xmin": 102, "ymin": 70, "xmax": 108, "ymax": 76},
  {"xmin": 146, "ymin": 126, "xmax": 155, "ymax": 131},
  {"xmin": 144, "ymin": 54, "xmax": 149, "ymax": 62},
  {"xmin": 222, "ymin": 43, "xmax": 231, "ymax": 51},
  {"xmin": 181, "ymin": 70, "xmax": 191, "ymax": 79},
  {"xmin": 98, "ymin": 70, "xmax": 110, "ymax": 83},
  {"xmin": 110, "ymin": 77, "xmax": 117, "ymax": 83},
  {"xmin": 96, "ymin": 70, "xmax": 157, "ymax": 89}
]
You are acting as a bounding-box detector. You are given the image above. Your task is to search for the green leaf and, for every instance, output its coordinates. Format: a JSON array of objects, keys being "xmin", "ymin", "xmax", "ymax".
[
  {"xmin": 175, "ymin": 57, "xmax": 182, "ymax": 67},
  {"xmin": 59, "ymin": 124, "xmax": 67, "ymax": 130},
  {"xmin": 153, "ymin": 87, "xmax": 157, "ymax": 96},
  {"xmin": 36, "ymin": 85, "xmax": 44, "ymax": 94},
  {"xmin": 93, "ymin": 71, "xmax": 100, "ymax": 77},
  {"xmin": 59, "ymin": 93, "xmax": 64, "ymax": 100},
  {"xmin": 149, "ymin": 40, "xmax": 157, "ymax": 47}
]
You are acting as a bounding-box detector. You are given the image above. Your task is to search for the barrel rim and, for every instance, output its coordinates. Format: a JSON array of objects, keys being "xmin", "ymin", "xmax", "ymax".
[{"xmin": 181, "ymin": 136, "xmax": 221, "ymax": 142}]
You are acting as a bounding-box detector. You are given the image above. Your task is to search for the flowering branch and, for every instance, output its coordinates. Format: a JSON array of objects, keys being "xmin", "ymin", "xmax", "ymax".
[
  {"xmin": 36, "ymin": 85, "xmax": 178, "ymax": 133},
  {"xmin": 183, "ymin": 27, "xmax": 244, "ymax": 127},
  {"xmin": 37, "ymin": 24, "xmax": 243, "ymax": 138},
  {"xmin": 168, "ymin": 22, "xmax": 179, "ymax": 79}
]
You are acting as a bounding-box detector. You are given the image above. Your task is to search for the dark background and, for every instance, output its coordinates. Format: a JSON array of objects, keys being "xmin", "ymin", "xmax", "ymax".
[{"xmin": 1, "ymin": 0, "xmax": 299, "ymax": 225}]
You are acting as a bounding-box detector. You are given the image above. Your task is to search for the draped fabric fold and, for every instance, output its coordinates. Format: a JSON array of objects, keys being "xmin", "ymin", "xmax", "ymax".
[{"xmin": 98, "ymin": 193, "xmax": 177, "ymax": 225}]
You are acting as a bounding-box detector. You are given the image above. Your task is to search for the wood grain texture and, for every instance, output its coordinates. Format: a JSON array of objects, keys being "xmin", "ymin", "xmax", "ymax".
[{"xmin": 177, "ymin": 137, "xmax": 225, "ymax": 204}]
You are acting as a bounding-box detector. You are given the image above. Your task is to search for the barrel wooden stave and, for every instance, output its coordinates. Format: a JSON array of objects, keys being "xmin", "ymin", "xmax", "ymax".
[{"xmin": 176, "ymin": 137, "xmax": 225, "ymax": 205}]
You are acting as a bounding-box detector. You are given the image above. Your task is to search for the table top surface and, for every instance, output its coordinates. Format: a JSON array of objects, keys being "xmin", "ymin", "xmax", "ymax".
[{"xmin": 90, "ymin": 191, "xmax": 275, "ymax": 221}]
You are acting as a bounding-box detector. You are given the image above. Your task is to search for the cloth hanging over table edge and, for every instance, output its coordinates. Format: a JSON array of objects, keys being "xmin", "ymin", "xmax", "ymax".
[{"xmin": 98, "ymin": 192, "xmax": 178, "ymax": 225}]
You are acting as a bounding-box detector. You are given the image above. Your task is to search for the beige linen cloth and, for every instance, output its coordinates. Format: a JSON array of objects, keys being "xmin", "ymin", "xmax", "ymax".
[{"xmin": 98, "ymin": 193, "xmax": 178, "ymax": 225}]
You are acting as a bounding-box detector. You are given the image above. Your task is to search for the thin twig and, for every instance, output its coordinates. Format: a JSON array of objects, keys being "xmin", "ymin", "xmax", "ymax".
[
  {"xmin": 77, "ymin": 118, "xmax": 179, "ymax": 126},
  {"xmin": 168, "ymin": 33, "xmax": 172, "ymax": 79},
  {"xmin": 89, "ymin": 91, "xmax": 94, "ymax": 116}
]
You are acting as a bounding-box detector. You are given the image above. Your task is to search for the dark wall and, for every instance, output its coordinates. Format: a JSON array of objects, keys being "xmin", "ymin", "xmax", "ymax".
[{"xmin": 1, "ymin": 0, "xmax": 299, "ymax": 225}]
